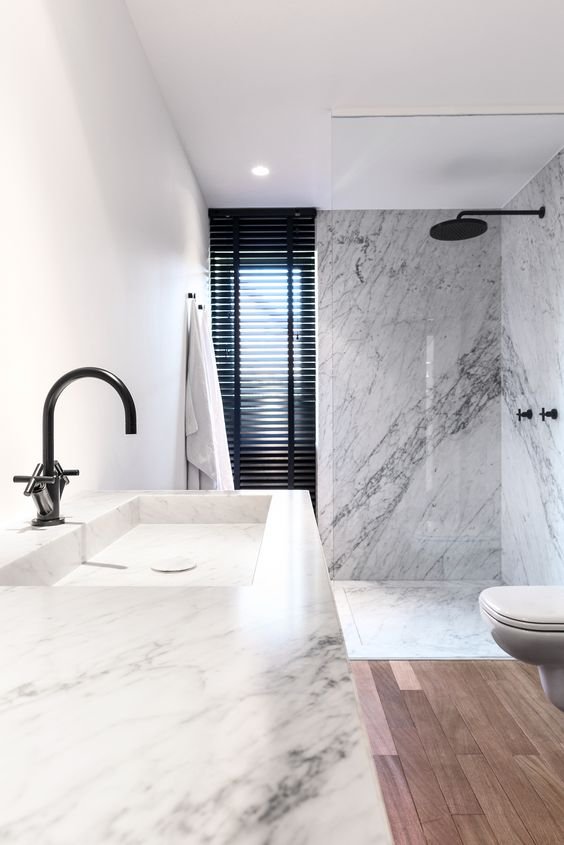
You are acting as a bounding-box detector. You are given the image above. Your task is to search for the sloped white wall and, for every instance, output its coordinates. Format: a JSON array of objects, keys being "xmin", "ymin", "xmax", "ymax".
[{"xmin": 0, "ymin": 0, "xmax": 208, "ymax": 519}]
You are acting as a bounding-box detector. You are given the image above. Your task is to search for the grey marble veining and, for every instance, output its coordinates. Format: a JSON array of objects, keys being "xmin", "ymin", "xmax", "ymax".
[
  {"xmin": 318, "ymin": 210, "xmax": 501, "ymax": 581},
  {"xmin": 502, "ymin": 150, "xmax": 564, "ymax": 585},
  {"xmin": 0, "ymin": 490, "xmax": 391, "ymax": 844},
  {"xmin": 317, "ymin": 213, "xmax": 336, "ymax": 569}
]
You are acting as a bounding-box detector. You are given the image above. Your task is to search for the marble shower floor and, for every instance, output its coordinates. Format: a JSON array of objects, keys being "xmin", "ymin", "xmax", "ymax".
[{"xmin": 332, "ymin": 580, "xmax": 506, "ymax": 660}]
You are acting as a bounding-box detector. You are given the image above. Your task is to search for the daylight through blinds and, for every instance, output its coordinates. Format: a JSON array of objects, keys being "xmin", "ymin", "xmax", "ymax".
[{"xmin": 209, "ymin": 208, "xmax": 316, "ymax": 507}]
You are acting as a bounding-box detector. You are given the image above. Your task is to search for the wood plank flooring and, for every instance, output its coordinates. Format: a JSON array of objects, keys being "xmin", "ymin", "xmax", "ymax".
[{"xmin": 354, "ymin": 661, "xmax": 564, "ymax": 845}]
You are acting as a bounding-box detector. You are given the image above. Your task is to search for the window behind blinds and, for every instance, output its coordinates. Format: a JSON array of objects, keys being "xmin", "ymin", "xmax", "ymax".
[{"xmin": 209, "ymin": 208, "xmax": 316, "ymax": 508}]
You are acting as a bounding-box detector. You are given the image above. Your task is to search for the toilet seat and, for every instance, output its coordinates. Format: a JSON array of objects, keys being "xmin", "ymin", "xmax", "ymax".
[
  {"xmin": 480, "ymin": 586, "xmax": 564, "ymax": 632},
  {"xmin": 479, "ymin": 586, "xmax": 564, "ymax": 709}
]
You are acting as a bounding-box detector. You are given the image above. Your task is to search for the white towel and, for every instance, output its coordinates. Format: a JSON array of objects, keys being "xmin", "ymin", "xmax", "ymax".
[{"xmin": 185, "ymin": 299, "xmax": 234, "ymax": 490}]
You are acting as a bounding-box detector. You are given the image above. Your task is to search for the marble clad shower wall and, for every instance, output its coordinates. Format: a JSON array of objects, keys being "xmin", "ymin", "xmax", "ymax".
[
  {"xmin": 317, "ymin": 210, "xmax": 502, "ymax": 580},
  {"xmin": 502, "ymin": 150, "xmax": 564, "ymax": 585}
]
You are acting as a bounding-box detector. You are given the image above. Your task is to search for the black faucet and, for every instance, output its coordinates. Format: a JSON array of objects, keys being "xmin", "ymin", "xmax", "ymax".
[{"xmin": 14, "ymin": 367, "xmax": 137, "ymax": 526}]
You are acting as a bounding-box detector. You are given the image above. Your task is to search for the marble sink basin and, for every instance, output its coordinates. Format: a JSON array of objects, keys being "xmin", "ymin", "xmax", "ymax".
[
  {"xmin": 0, "ymin": 492, "xmax": 271, "ymax": 587},
  {"xmin": 0, "ymin": 490, "xmax": 393, "ymax": 845}
]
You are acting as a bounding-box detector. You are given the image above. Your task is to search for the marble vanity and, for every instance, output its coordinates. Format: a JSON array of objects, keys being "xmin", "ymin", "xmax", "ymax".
[{"xmin": 0, "ymin": 490, "xmax": 392, "ymax": 844}]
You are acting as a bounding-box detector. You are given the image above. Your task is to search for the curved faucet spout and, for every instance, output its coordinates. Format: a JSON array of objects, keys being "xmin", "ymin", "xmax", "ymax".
[
  {"xmin": 14, "ymin": 367, "xmax": 137, "ymax": 526},
  {"xmin": 42, "ymin": 367, "xmax": 137, "ymax": 473}
]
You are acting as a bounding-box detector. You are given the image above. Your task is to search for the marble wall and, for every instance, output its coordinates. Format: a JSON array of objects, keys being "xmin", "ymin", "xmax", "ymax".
[
  {"xmin": 318, "ymin": 210, "xmax": 501, "ymax": 580},
  {"xmin": 502, "ymin": 151, "xmax": 564, "ymax": 585}
]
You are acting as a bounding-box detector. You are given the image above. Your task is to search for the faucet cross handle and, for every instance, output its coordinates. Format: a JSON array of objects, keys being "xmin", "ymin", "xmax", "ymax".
[
  {"xmin": 53, "ymin": 461, "xmax": 79, "ymax": 479},
  {"xmin": 53, "ymin": 461, "xmax": 80, "ymax": 495},
  {"xmin": 13, "ymin": 463, "xmax": 56, "ymax": 497},
  {"xmin": 540, "ymin": 407, "xmax": 558, "ymax": 421},
  {"xmin": 13, "ymin": 463, "xmax": 58, "ymax": 520}
]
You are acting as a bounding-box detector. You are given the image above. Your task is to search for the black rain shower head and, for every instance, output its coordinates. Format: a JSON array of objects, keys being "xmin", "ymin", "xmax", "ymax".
[
  {"xmin": 430, "ymin": 217, "xmax": 488, "ymax": 241},
  {"xmin": 430, "ymin": 206, "xmax": 545, "ymax": 242}
]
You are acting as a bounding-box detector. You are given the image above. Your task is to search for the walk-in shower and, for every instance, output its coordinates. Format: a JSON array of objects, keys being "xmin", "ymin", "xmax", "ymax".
[{"xmin": 326, "ymin": 112, "xmax": 564, "ymax": 660}]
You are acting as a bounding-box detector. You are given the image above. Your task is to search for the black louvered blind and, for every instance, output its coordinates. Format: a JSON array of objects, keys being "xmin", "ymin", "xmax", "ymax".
[{"xmin": 209, "ymin": 208, "xmax": 317, "ymax": 508}]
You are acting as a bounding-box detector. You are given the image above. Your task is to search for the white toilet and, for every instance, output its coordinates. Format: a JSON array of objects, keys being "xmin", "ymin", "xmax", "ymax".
[{"xmin": 479, "ymin": 586, "xmax": 564, "ymax": 710}]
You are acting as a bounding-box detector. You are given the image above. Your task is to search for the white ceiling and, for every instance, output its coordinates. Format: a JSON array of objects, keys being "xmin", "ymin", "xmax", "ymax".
[
  {"xmin": 125, "ymin": 0, "xmax": 564, "ymax": 209},
  {"xmin": 332, "ymin": 115, "xmax": 564, "ymax": 209}
]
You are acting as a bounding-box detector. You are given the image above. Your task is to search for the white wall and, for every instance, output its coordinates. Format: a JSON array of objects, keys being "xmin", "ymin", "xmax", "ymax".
[{"xmin": 0, "ymin": 0, "xmax": 208, "ymax": 519}]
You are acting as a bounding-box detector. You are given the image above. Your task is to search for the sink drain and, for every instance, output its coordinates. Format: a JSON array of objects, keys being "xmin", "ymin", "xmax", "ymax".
[{"xmin": 151, "ymin": 557, "xmax": 197, "ymax": 573}]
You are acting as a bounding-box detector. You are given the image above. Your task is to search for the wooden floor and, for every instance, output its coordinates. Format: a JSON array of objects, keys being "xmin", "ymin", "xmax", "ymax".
[{"xmin": 353, "ymin": 660, "xmax": 564, "ymax": 845}]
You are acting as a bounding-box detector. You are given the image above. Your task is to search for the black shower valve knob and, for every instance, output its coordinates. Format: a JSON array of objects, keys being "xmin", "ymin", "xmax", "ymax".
[
  {"xmin": 540, "ymin": 407, "xmax": 558, "ymax": 421},
  {"xmin": 516, "ymin": 408, "xmax": 533, "ymax": 421}
]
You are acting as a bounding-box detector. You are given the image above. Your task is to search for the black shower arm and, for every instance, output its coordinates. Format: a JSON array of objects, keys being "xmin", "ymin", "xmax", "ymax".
[{"xmin": 457, "ymin": 207, "xmax": 545, "ymax": 220}]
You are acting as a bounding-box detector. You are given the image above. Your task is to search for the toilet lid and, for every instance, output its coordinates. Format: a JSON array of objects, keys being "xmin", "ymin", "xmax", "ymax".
[{"xmin": 480, "ymin": 586, "xmax": 564, "ymax": 631}]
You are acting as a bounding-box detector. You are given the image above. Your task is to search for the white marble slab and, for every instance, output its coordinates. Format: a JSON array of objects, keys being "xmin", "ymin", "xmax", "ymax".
[
  {"xmin": 56, "ymin": 523, "xmax": 264, "ymax": 587},
  {"xmin": 0, "ymin": 490, "xmax": 392, "ymax": 845},
  {"xmin": 317, "ymin": 210, "xmax": 501, "ymax": 582},
  {"xmin": 502, "ymin": 150, "xmax": 564, "ymax": 586},
  {"xmin": 0, "ymin": 491, "xmax": 140, "ymax": 585},
  {"xmin": 138, "ymin": 491, "xmax": 271, "ymax": 524},
  {"xmin": 0, "ymin": 491, "xmax": 271, "ymax": 587},
  {"xmin": 333, "ymin": 580, "xmax": 505, "ymax": 659}
]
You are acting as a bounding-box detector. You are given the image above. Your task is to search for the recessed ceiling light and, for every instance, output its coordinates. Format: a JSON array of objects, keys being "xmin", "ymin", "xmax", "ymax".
[{"xmin": 251, "ymin": 164, "xmax": 270, "ymax": 177}]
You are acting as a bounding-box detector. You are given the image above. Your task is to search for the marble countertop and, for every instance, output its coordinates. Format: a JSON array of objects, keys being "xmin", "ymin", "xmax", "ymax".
[{"xmin": 0, "ymin": 490, "xmax": 392, "ymax": 845}]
